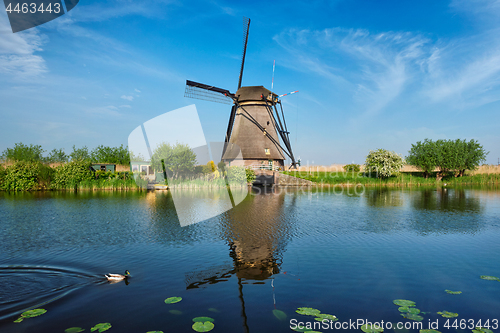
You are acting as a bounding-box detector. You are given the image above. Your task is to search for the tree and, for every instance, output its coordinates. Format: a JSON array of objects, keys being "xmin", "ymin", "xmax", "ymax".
[
  {"xmin": 1, "ymin": 143, "xmax": 45, "ymax": 162},
  {"xmin": 407, "ymin": 138, "xmax": 488, "ymax": 180},
  {"xmin": 406, "ymin": 139, "xmax": 438, "ymax": 178},
  {"xmin": 365, "ymin": 149, "xmax": 405, "ymax": 178},
  {"xmin": 150, "ymin": 142, "xmax": 197, "ymax": 179},
  {"xmin": 90, "ymin": 144, "xmax": 130, "ymax": 165},
  {"xmin": 70, "ymin": 145, "xmax": 91, "ymax": 161},
  {"xmin": 46, "ymin": 148, "xmax": 68, "ymax": 163}
]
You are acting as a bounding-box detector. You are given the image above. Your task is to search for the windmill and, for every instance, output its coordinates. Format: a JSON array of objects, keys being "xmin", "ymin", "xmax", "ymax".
[{"xmin": 184, "ymin": 17, "xmax": 298, "ymax": 171}]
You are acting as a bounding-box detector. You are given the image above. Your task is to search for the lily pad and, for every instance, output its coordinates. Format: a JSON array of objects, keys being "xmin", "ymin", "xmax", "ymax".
[
  {"xmin": 65, "ymin": 328, "xmax": 85, "ymax": 333},
  {"xmin": 90, "ymin": 323, "xmax": 112, "ymax": 332},
  {"xmin": 164, "ymin": 297, "xmax": 182, "ymax": 304},
  {"xmin": 393, "ymin": 300, "xmax": 416, "ymax": 307},
  {"xmin": 193, "ymin": 317, "xmax": 214, "ymax": 323},
  {"xmin": 445, "ymin": 290, "xmax": 462, "ymax": 294},
  {"xmin": 361, "ymin": 323, "xmax": 384, "ymax": 333},
  {"xmin": 398, "ymin": 306, "xmax": 410, "ymax": 313},
  {"xmin": 480, "ymin": 275, "xmax": 500, "ymax": 281},
  {"xmin": 14, "ymin": 308, "xmax": 47, "ymax": 323},
  {"xmin": 437, "ymin": 311, "xmax": 458, "ymax": 318},
  {"xmin": 296, "ymin": 307, "xmax": 321, "ymax": 316},
  {"xmin": 192, "ymin": 321, "xmax": 214, "ymax": 332},
  {"xmin": 420, "ymin": 330, "xmax": 441, "ymax": 333},
  {"xmin": 408, "ymin": 308, "xmax": 421, "ymax": 314},
  {"xmin": 169, "ymin": 309, "xmax": 183, "ymax": 315},
  {"xmin": 314, "ymin": 313, "xmax": 338, "ymax": 322},
  {"xmin": 272, "ymin": 309, "xmax": 287, "ymax": 320},
  {"xmin": 401, "ymin": 313, "xmax": 424, "ymax": 321},
  {"xmin": 472, "ymin": 327, "xmax": 494, "ymax": 333}
]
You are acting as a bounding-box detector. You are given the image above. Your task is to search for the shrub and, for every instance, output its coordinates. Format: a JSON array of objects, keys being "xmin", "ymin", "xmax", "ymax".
[
  {"xmin": 2, "ymin": 161, "xmax": 41, "ymax": 191},
  {"xmin": 343, "ymin": 164, "xmax": 360, "ymax": 173},
  {"xmin": 52, "ymin": 160, "xmax": 94, "ymax": 189},
  {"xmin": 245, "ymin": 168, "xmax": 256, "ymax": 183},
  {"xmin": 365, "ymin": 149, "xmax": 405, "ymax": 178},
  {"xmin": 227, "ymin": 166, "xmax": 247, "ymax": 184}
]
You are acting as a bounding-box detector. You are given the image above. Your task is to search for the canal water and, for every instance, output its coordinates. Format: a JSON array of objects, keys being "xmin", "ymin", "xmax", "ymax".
[{"xmin": 1, "ymin": 186, "xmax": 500, "ymax": 332}]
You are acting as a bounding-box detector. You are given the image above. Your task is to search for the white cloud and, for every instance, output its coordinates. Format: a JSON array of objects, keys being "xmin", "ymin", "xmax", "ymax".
[
  {"xmin": 0, "ymin": 13, "xmax": 48, "ymax": 77},
  {"xmin": 121, "ymin": 95, "xmax": 134, "ymax": 101},
  {"xmin": 134, "ymin": 88, "xmax": 141, "ymax": 93}
]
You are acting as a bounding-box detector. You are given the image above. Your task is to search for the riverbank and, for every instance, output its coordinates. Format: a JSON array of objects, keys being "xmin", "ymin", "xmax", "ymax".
[{"xmin": 283, "ymin": 170, "xmax": 500, "ymax": 186}]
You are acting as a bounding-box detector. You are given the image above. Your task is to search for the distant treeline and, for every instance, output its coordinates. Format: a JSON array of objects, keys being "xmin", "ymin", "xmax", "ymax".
[{"xmin": 1, "ymin": 143, "xmax": 130, "ymax": 165}]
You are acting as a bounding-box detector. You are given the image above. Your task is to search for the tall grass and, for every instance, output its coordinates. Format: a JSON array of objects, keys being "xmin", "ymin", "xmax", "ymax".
[{"xmin": 284, "ymin": 170, "xmax": 500, "ymax": 186}]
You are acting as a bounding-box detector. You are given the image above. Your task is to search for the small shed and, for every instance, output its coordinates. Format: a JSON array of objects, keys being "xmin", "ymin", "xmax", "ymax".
[{"xmin": 91, "ymin": 163, "xmax": 116, "ymax": 172}]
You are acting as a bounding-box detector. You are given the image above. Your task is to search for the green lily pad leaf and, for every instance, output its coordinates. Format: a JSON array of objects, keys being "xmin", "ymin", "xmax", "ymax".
[
  {"xmin": 408, "ymin": 308, "xmax": 420, "ymax": 314},
  {"xmin": 361, "ymin": 323, "xmax": 384, "ymax": 333},
  {"xmin": 472, "ymin": 327, "xmax": 494, "ymax": 333},
  {"xmin": 14, "ymin": 308, "xmax": 47, "ymax": 323},
  {"xmin": 437, "ymin": 311, "xmax": 458, "ymax": 318},
  {"xmin": 193, "ymin": 317, "xmax": 214, "ymax": 323},
  {"xmin": 65, "ymin": 328, "xmax": 85, "ymax": 333},
  {"xmin": 164, "ymin": 296, "xmax": 182, "ymax": 304},
  {"xmin": 314, "ymin": 313, "xmax": 338, "ymax": 322},
  {"xmin": 22, "ymin": 309, "xmax": 47, "ymax": 318},
  {"xmin": 480, "ymin": 275, "xmax": 500, "ymax": 281},
  {"xmin": 420, "ymin": 330, "xmax": 441, "ymax": 333},
  {"xmin": 90, "ymin": 323, "xmax": 112, "ymax": 332},
  {"xmin": 192, "ymin": 321, "xmax": 214, "ymax": 332},
  {"xmin": 398, "ymin": 306, "xmax": 410, "ymax": 313},
  {"xmin": 445, "ymin": 290, "xmax": 462, "ymax": 294},
  {"xmin": 393, "ymin": 300, "xmax": 416, "ymax": 307},
  {"xmin": 401, "ymin": 313, "xmax": 424, "ymax": 321},
  {"xmin": 296, "ymin": 307, "xmax": 321, "ymax": 316},
  {"xmin": 272, "ymin": 309, "xmax": 287, "ymax": 320}
]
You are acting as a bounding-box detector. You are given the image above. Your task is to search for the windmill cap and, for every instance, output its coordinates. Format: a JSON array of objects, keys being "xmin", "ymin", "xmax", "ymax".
[{"xmin": 236, "ymin": 86, "xmax": 277, "ymax": 102}]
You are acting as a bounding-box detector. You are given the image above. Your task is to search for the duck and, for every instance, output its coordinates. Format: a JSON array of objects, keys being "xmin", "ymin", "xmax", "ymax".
[{"xmin": 105, "ymin": 270, "xmax": 130, "ymax": 282}]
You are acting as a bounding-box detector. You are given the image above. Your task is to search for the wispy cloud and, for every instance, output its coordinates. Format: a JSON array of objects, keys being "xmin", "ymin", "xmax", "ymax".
[
  {"xmin": 121, "ymin": 95, "xmax": 134, "ymax": 101},
  {"xmin": 274, "ymin": 28, "xmax": 429, "ymax": 120},
  {"xmin": 0, "ymin": 13, "xmax": 48, "ymax": 77}
]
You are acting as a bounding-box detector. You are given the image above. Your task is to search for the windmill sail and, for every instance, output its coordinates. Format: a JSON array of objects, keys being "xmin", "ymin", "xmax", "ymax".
[{"xmin": 184, "ymin": 80, "xmax": 234, "ymax": 104}]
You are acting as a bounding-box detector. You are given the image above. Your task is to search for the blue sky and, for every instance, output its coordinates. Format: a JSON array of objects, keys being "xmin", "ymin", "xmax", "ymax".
[{"xmin": 1, "ymin": 0, "xmax": 499, "ymax": 165}]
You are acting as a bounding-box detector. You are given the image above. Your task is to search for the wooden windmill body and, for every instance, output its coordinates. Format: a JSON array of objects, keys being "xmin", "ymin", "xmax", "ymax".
[{"xmin": 185, "ymin": 18, "xmax": 297, "ymax": 171}]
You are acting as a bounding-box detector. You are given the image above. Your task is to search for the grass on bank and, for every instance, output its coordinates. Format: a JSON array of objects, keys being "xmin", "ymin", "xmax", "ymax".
[{"xmin": 283, "ymin": 170, "xmax": 500, "ymax": 186}]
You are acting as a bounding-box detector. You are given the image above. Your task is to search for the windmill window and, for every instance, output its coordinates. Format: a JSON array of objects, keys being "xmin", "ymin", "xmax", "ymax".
[
  {"xmin": 265, "ymin": 148, "xmax": 270, "ymax": 155},
  {"xmin": 267, "ymin": 121, "xmax": 270, "ymax": 125}
]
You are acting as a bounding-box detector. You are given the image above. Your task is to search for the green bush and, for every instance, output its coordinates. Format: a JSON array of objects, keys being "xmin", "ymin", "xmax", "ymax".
[
  {"xmin": 343, "ymin": 164, "xmax": 360, "ymax": 173},
  {"xmin": 52, "ymin": 160, "xmax": 94, "ymax": 189},
  {"xmin": 245, "ymin": 168, "xmax": 256, "ymax": 183},
  {"xmin": 365, "ymin": 149, "xmax": 405, "ymax": 178},
  {"xmin": 3, "ymin": 161, "xmax": 41, "ymax": 191},
  {"xmin": 227, "ymin": 166, "xmax": 247, "ymax": 184},
  {"xmin": 0, "ymin": 164, "xmax": 5, "ymax": 188}
]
